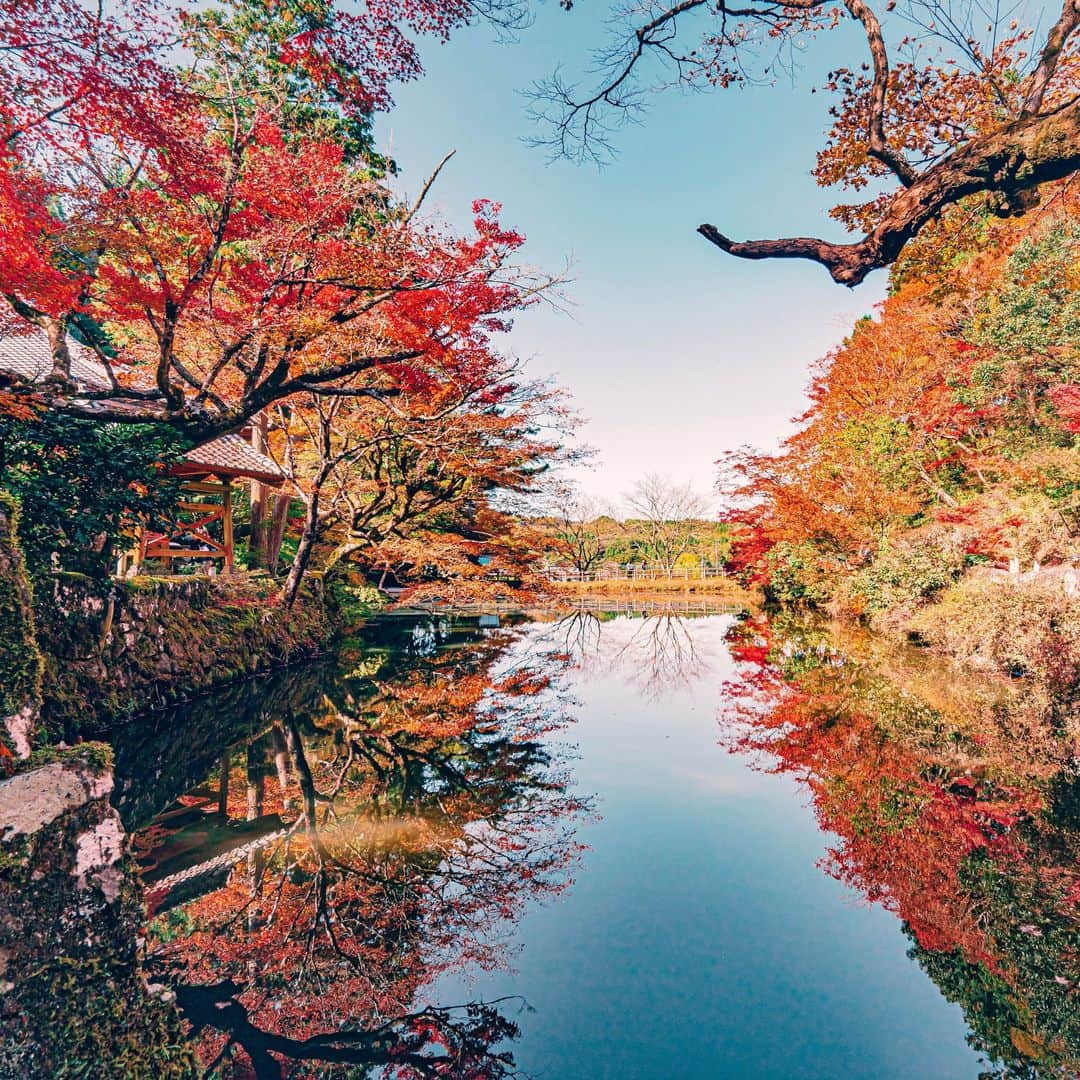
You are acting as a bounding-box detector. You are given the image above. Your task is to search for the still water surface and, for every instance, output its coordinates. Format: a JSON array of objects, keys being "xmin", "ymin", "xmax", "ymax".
[{"xmin": 113, "ymin": 608, "xmax": 1079, "ymax": 1078}]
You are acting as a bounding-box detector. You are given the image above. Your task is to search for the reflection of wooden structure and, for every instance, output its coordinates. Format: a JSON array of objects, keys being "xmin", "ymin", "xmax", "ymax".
[
  {"xmin": 0, "ymin": 328, "xmax": 285, "ymax": 573},
  {"xmin": 137, "ymin": 434, "xmax": 284, "ymax": 572},
  {"xmin": 137, "ymin": 795, "xmax": 289, "ymax": 916}
]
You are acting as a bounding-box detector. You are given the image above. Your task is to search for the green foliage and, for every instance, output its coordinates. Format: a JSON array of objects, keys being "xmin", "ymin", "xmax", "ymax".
[
  {"xmin": 844, "ymin": 777, "xmax": 928, "ymax": 839},
  {"xmin": 850, "ymin": 540, "xmax": 965, "ymax": 612},
  {"xmin": 962, "ymin": 223, "xmax": 1080, "ymax": 440},
  {"xmin": 146, "ymin": 907, "xmax": 197, "ymax": 947},
  {"xmin": 837, "ymin": 416, "xmax": 918, "ymax": 492},
  {"xmin": 0, "ymin": 413, "xmax": 188, "ymax": 586},
  {"xmin": 327, "ymin": 579, "xmax": 386, "ymax": 629},
  {"xmin": 21, "ymin": 741, "xmax": 113, "ymax": 774},
  {"xmin": 763, "ymin": 542, "xmax": 833, "ymax": 606},
  {"xmin": 185, "ymin": 0, "xmax": 389, "ymax": 170},
  {"xmin": 972, "ymin": 225, "xmax": 1080, "ymax": 360}
]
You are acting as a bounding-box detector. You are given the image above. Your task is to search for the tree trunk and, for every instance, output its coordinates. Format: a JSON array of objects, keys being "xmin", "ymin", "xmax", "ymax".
[
  {"xmin": 282, "ymin": 494, "xmax": 319, "ymax": 608},
  {"xmin": 43, "ymin": 316, "xmax": 75, "ymax": 386},
  {"xmin": 249, "ymin": 414, "xmax": 270, "ymax": 569},
  {"xmin": 265, "ymin": 493, "xmax": 291, "ymax": 574},
  {"xmin": 916, "ymin": 464, "xmax": 959, "ymax": 508}
]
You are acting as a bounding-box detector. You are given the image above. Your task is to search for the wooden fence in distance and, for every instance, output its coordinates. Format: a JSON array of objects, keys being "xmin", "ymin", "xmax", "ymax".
[{"xmin": 545, "ymin": 564, "xmax": 728, "ymax": 583}]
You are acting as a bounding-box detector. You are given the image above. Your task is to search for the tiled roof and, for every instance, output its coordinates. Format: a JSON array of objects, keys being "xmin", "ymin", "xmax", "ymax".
[
  {"xmin": 180, "ymin": 432, "xmax": 284, "ymax": 484},
  {"xmin": 0, "ymin": 329, "xmax": 115, "ymax": 392},
  {"xmin": 0, "ymin": 329, "xmax": 283, "ymax": 484}
]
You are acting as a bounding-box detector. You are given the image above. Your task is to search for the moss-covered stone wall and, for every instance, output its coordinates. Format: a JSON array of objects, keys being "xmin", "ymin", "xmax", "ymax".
[
  {"xmin": 40, "ymin": 575, "xmax": 333, "ymax": 738},
  {"xmin": 0, "ymin": 492, "xmax": 43, "ymax": 759}
]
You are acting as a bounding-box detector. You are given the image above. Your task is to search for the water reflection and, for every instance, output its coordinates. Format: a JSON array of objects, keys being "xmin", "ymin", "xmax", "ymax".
[
  {"xmin": 721, "ymin": 613, "xmax": 1080, "ymax": 1080},
  {"xmin": 123, "ymin": 615, "xmax": 589, "ymax": 1078},
  {"xmin": 109, "ymin": 607, "xmax": 1080, "ymax": 1077},
  {"xmin": 537, "ymin": 601, "xmax": 736, "ymax": 698}
]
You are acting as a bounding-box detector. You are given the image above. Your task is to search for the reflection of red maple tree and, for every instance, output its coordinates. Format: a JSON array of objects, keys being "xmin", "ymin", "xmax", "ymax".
[
  {"xmin": 143, "ymin": 620, "xmax": 588, "ymax": 1077},
  {"xmin": 719, "ymin": 613, "xmax": 1079, "ymax": 1076}
]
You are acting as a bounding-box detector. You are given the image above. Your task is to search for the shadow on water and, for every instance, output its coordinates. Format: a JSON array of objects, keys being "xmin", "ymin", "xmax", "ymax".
[{"xmin": 94, "ymin": 606, "xmax": 1080, "ymax": 1078}]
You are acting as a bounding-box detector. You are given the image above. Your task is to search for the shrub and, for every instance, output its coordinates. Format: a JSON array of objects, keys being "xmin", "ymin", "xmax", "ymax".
[
  {"xmin": 908, "ymin": 578, "xmax": 1080, "ymax": 698},
  {"xmin": 764, "ymin": 542, "xmax": 834, "ymax": 606},
  {"xmin": 850, "ymin": 539, "xmax": 965, "ymax": 613}
]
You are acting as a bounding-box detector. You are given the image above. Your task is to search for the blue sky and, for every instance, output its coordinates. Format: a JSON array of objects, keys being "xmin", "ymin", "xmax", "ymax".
[{"xmin": 376, "ymin": 7, "xmax": 888, "ymax": 506}]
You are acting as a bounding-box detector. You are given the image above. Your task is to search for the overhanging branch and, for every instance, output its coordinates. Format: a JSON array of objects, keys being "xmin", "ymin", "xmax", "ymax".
[{"xmin": 699, "ymin": 96, "xmax": 1080, "ymax": 285}]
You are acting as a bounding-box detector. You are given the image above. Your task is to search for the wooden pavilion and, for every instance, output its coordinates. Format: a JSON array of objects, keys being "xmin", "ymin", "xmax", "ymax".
[
  {"xmin": 134, "ymin": 432, "xmax": 284, "ymax": 571},
  {"xmin": 0, "ymin": 329, "xmax": 285, "ymax": 573}
]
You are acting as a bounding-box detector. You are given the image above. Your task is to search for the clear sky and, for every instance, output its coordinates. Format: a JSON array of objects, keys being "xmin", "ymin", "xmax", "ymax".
[{"xmin": 375, "ymin": 8, "xmax": 888, "ymax": 507}]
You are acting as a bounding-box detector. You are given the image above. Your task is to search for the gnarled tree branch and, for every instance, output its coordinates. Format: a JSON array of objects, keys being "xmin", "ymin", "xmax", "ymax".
[
  {"xmin": 700, "ymin": 95, "xmax": 1080, "ymax": 285},
  {"xmin": 1023, "ymin": 0, "xmax": 1080, "ymax": 116},
  {"xmin": 842, "ymin": 0, "xmax": 918, "ymax": 186}
]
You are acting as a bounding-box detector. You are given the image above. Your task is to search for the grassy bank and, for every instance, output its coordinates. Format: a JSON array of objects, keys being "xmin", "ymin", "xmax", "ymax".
[{"xmin": 552, "ymin": 576, "xmax": 755, "ymax": 600}]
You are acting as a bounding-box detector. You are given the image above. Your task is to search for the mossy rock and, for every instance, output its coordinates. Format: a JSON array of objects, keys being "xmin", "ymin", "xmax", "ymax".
[{"xmin": 0, "ymin": 756, "xmax": 197, "ymax": 1077}]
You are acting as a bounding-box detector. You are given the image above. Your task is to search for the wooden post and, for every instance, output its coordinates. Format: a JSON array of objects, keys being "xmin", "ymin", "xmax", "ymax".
[
  {"xmin": 132, "ymin": 530, "xmax": 146, "ymax": 575},
  {"xmin": 249, "ymin": 414, "xmax": 269, "ymax": 568},
  {"xmin": 222, "ymin": 480, "xmax": 234, "ymax": 573}
]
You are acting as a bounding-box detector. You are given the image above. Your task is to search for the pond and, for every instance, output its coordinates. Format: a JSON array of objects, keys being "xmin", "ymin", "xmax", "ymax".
[{"xmin": 107, "ymin": 607, "xmax": 1078, "ymax": 1078}]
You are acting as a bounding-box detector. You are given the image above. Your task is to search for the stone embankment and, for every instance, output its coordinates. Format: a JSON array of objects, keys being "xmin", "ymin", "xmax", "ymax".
[
  {"xmin": 0, "ymin": 750, "xmax": 195, "ymax": 1077},
  {"xmin": 41, "ymin": 574, "xmax": 333, "ymax": 737}
]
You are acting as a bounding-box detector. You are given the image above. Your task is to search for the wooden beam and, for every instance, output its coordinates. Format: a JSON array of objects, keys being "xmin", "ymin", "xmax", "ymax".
[{"xmin": 223, "ymin": 481, "xmax": 234, "ymax": 573}]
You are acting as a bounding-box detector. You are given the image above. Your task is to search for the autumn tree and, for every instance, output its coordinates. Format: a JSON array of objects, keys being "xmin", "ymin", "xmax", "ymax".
[
  {"xmin": 719, "ymin": 192, "xmax": 1080, "ymax": 602},
  {"xmin": 0, "ymin": 0, "xmax": 538, "ymax": 434},
  {"xmin": 270, "ymin": 348, "xmax": 574, "ymax": 604},
  {"xmin": 535, "ymin": 0, "xmax": 1080, "ymax": 283},
  {"xmin": 624, "ymin": 473, "xmax": 711, "ymax": 572}
]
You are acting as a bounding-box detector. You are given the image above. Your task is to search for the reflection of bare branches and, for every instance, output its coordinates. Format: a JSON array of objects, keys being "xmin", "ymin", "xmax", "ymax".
[
  {"xmin": 542, "ymin": 605, "xmax": 720, "ymax": 699},
  {"xmin": 612, "ymin": 611, "xmax": 711, "ymax": 700},
  {"xmin": 551, "ymin": 610, "xmax": 604, "ymax": 666}
]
